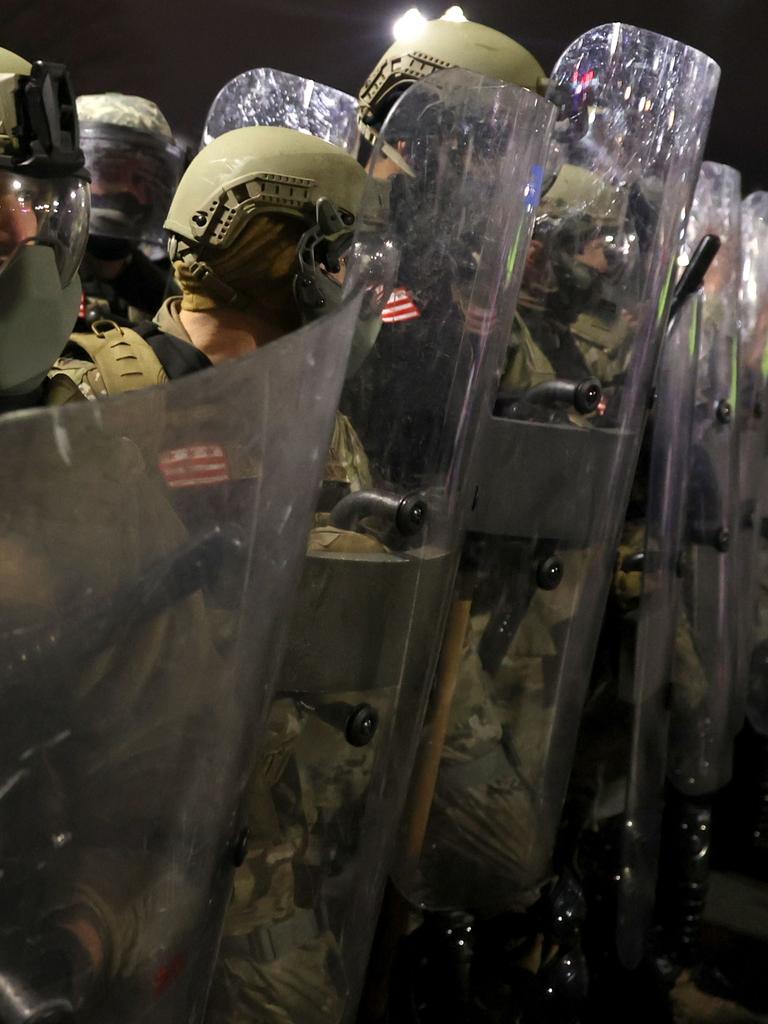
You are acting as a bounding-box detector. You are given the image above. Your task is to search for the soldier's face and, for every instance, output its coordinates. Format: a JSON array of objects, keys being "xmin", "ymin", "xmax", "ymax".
[
  {"xmin": 368, "ymin": 140, "xmax": 412, "ymax": 181},
  {"xmin": 0, "ymin": 178, "xmax": 38, "ymax": 272},
  {"xmin": 576, "ymin": 237, "xmax": 610, "ymax": 275},
  {"xmin": 90, "ymin": 155, "xmax": 155, "ymax": 206}
]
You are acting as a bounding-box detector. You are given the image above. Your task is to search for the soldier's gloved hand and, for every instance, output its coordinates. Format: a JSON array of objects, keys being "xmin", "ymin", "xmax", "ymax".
[{"xmin": 0, "ymin": 921, "xmax": 97, "ymax": 1024}]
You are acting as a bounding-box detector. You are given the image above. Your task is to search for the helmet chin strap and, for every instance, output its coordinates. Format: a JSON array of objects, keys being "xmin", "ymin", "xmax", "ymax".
[
  {"xmin": 172, "ymin": 199, "xmax": 354, "ymax": 318},
  {"xmin": 380, "ymin": 142, "xmax": 416, "ymax": 178},
  {"xmin": 169, "ymin": 239, "xmax": 242, "ymax": 308}
]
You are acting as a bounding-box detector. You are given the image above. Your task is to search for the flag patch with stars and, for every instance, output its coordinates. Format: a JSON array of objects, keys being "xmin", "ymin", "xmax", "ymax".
[
  {"xmin": 158, "ymin": 445, "xmax": 230, "ymax": 488},
  {"xmin": 381, "ymin": 287, "xmax": 421, "ymax": 323}
]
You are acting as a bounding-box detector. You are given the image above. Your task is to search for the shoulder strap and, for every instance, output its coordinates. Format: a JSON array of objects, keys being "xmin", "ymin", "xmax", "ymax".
[{"xmin": 70, "ymin": 319, "xmax": 168, "ymax": 395}]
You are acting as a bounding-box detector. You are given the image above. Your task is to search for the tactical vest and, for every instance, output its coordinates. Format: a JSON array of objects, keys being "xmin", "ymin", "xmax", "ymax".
[{"xmin": 47, "ymin": 320, "xmax": 168, "ymax": 405}]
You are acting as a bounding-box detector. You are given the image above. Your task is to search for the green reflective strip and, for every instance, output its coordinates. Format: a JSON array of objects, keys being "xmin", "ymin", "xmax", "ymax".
[
  {"xmin": 689, "ymin": 298, "xmax": 700, "ymax": 357},
  {"xmin": 505, "ymin": 222, "xmax": 525, "ymax": 287},
  {"xmin": 657, "ymin": 261, "xmax": 676, "ymax": 327},
  {"xmin": 761, "ymin": 333, "xmax": 768, "ymax": 382},
  {"xmin": 730, "ymin": 333, "xmax": 739, "ymax": 410}
]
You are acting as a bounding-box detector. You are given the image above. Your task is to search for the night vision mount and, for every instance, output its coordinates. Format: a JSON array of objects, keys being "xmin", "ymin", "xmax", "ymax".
[{"xmin": 0, "ymin": 61, "xmax": 87, "ymax": 178}]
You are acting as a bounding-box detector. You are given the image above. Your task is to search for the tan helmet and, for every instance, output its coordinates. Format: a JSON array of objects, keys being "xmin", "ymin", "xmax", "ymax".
[
  {"xmin": 165, "ymin": 125, "xmax": 377, "ymax": 317},
  {"xmin": 0, "ymin": 48, "xmax": 32, "ymax": 160},
  {"xmin": 539, "ymin": 165, "xmax": 626, "ymax": 224},
  {"xmin": 358, "ymin": 11, "xmax": 546, "ymax": 145},
  {"xmin": 0, "ymin": 46, "xmax": 31, "ymax": 75},
  {"xmin": 76, "ymin": 92, "xmax": 174, "ymax": 139}
]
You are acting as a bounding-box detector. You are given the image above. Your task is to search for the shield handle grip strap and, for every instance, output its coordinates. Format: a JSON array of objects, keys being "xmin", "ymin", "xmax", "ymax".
[
  {"xmin": 495, "ymin": 377, "xmax": 601, "ymax": 417},
  {"xmin": 329, "ymin": 489, "xmax": 427, "ymax": 538},
  {"xmin": 669, "ymin": 234, "xmax": 720, "ymax": 324}
]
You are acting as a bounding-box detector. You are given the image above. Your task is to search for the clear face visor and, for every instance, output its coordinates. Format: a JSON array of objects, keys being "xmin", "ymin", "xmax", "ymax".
[
  {"xmin": 0, "ymin": 169, "xmax": 90, "ymax": 285},
  {"xmin": 80, "ymin": 124, "xmax": 184, "ymax": 246}
]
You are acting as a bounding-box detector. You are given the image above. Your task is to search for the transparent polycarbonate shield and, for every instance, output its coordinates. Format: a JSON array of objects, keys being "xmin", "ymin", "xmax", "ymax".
[
  {"xmin": 741, "ymin": 194, "xmax": 768, "ymax": 735},
  {"xmin": 0, "ymin": 301, "xmax": 358, "ymax": 1024},
  {"xmin": 667, "ymin": 163, "xmax": 742, "ymax": 797},
  {"xmin": 615, "ymin": 296, "xmax": 701, "ymax": 969},
  {"xmin": 394, "ymin": 23, "xmax": 719, "ymax": 921},
  {"xmin": 202, "ymin": 67, "xmax": 359, "ymax": 152},
  {"xmin": 202, "ymin": 68, "xmax": 555, "ymax": 1024}
]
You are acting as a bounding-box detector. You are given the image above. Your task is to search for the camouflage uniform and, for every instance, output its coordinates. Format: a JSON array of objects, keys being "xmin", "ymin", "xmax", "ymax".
[
  {"xmin": 206, "ymin": 425, "xmax": 379, "ymax": 1024},
  {"xmin": 414, "ymin": 239, "xmax": 612, "ymax": 916},
  {"xmin": 417, "ymin": 571, "xmax": 584, "ymax": 914}
]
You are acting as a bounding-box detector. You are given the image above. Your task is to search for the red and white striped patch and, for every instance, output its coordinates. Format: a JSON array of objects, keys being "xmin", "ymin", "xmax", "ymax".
[
  {"xmin": 79, "ymin": 291, "xmax": 87, "ymax": 320},
  {"xmin": 158, "ymin": 445, "xmax": 230, "ymax": 488},
  {"xmin": 381, "ymin": 287, "xmax": 421, "ymax": 324}
]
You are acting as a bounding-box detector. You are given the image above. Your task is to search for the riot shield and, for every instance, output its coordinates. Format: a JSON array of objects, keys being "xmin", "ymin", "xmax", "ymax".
[
  {"xmin": 614, "ymin": 295, "xmax": 701, "ymax": 969},
  {"xmin": 387, "ymin": 24, "xmax": 718, "ymax": 1001},
  {"xmin": 740, "ymin": 194, "xmax": 768, "ymax": 737},
  {"xmin": 0, "ymin": 300, "xmax": 359, "ymax": 1023},
  {"xmin": 202, "ymin": 67, "xmax": 359, "ymax": 152},
  {"xmin": 200, "ymin": 68, "xmax": 555, "ymax": 1024},
  {"xmin": 667, "ymin": 162, "xmax": 742, "ymax": 797}
]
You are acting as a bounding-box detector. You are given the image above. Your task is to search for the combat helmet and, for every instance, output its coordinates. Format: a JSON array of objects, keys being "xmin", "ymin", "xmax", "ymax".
[
  {"xmin": 358, "ymin": 9, "xmax": 546, "ymax": 146},
  {"xmin": 165, "ymin": 125, "xmax": 381, "ymax": 319},
  {"xmin": 76, "ymin": 92, "xmax": 184, "ymax": 248}
]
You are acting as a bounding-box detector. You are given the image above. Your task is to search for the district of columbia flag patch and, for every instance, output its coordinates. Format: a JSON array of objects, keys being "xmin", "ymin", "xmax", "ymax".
[
  {"xmin": 158, "ymin": 444, "xmax": 230, "ymax": 488},
  {"xmin": 381, "ymin": 287, "xmax": 422, "ymax": 323}
]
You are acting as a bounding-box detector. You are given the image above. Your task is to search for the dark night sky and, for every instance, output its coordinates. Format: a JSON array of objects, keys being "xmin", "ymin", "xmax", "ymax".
[{"xmin": 4, "ymin": 0, "xmax": 765, "ymax": 190}]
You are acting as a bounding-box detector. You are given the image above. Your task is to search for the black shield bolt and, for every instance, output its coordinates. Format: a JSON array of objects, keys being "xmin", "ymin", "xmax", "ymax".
[
  {"xmin": 397, "ymin": 495, "xmax": 427, "ymax": 536},
  {"xmin": 716, "ymin": 399, "xmax": 732, "ymax": 424},
  {"xmin": 575, "ymin": 378, "xmax": 602, "ymax": 415},
  {"xmin": 346, "ymin": 703, "xmax": 379, "ymax": 747},
  {"xmin": 715, "ymin": 527, "xmax": 730, "ymax": 553},
  {"xmin": 537, "ymin": 556, "xmax": 563, "ymax": 591}
]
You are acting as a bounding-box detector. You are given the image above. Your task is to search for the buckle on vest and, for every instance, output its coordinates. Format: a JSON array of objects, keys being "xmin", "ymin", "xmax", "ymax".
[{"xmin": 91, "ymin": 319, "xmax": 124, "ymax": 339}]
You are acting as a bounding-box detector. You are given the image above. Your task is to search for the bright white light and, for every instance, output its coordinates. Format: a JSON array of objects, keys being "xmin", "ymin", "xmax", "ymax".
[
  {"xmin": 12, "ymin": 179, "xmax": 21, "ymax": 191},
  {"xmin": 393, "ymin": 7, "xmax": 427, "ymax": 42},
  {"xmin": 441, "ymin": 5, "xmax": 467, "ymax": 21}
]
